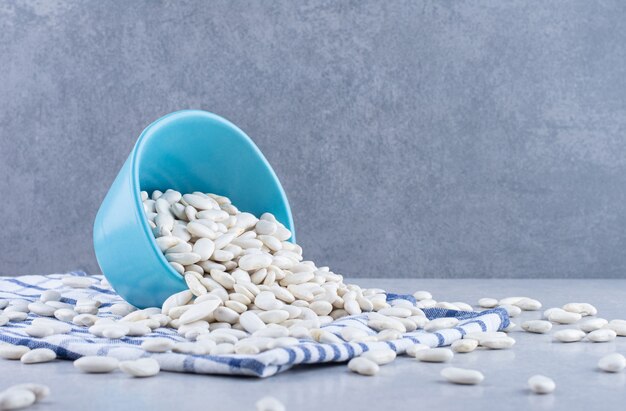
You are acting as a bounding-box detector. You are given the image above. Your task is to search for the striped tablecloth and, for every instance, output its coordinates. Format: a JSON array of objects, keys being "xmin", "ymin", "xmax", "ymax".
[{"xmin": 0, "ymin": 272, "xmax": 509, "ymax": 377}]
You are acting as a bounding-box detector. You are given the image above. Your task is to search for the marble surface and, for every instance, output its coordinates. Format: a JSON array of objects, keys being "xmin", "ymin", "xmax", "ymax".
[{"xmin": 1, "ymin": 278, "xmax": 626, "ymax": 410}]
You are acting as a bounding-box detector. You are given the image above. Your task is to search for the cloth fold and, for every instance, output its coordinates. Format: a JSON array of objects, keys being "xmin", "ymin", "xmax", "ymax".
[{"xmin": 0, "ymin": 272, "xmax": 509, "ymax": 377}]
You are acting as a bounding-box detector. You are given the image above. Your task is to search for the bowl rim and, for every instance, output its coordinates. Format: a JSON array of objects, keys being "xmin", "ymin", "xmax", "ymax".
[{"xmin": 128, "ymin": 109, "xmax": 295, "ymax": 286}]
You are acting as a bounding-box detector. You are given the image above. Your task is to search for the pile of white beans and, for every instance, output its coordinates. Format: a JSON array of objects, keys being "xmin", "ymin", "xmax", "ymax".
[{"xmin": 1, "ymin": 189, "xmax": 626, "ymax": 411}]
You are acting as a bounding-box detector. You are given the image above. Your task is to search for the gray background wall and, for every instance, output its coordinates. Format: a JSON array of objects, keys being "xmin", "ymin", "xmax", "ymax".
[{"xmin": 1, "ymin": 0, "xmax": 626, "ymax": 278}]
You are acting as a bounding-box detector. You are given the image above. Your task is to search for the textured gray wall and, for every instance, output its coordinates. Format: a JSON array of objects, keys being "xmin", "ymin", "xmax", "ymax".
[{"xmin": 1, "ymin": 0, "xmax": 626, "ymax": 278}]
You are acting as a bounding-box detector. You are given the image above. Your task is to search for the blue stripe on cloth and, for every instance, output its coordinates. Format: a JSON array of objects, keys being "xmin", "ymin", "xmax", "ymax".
[
  {"xmin": 315, "ymin": 344, "xmax": 326, "ymax": 361},
  {"xmin": 284, "ymin": 347, "xmax": 296, "ymax": 363},
  {"xmin": 0, "ymin": 273, "xmax": 509, "ymax": 377},
  {"xmin": 344, "ymin": 342, "xmax": 355, "ymax": 358},
  {"xmin": 4, "ymin": 278, "xmax": 50, "ymax": 292}
]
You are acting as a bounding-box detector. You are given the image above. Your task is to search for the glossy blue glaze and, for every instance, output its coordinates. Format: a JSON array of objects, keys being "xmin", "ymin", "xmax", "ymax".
[{"xmin": 93, "ymin": 110, "xmax": 294, "ymax": 308}]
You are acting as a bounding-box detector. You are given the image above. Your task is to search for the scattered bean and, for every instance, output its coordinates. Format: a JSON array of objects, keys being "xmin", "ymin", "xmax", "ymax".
[
  {"xmin": 562, "ymin": 303, "xmax": 597, "ymax": 316},
  {"xmin": 481, "ymin": 336, "xmax": 516, "ymax": 349},
  {"xmin": 74, "ymin": 356, "xmax": 120, "ymax": 373},
  {"xmin": 598, "ymin": 353, "xmax": 626, "ymax": 373},
  {"xmin": 451, "ymin": 338, "xmax": 478, "ymax": 353},
  {"xmin": 521, "ymin": 320, "xmax": 552, "ymax": 334},
  {"xmin": 528, "ymin": 375, "xmax": 555, "ymax": 394},
  {"xmin": 61, "ymin": 276, "xmax": 94, "ymax": 289},
  {"xmin": 478, "ymin": 298, "xmax": 498, "ymax": 308},
  {"xmin": 20, "ymin": 348, "xmax": 56, "ymax": 364},
  {"xmin": 441, "ymin": 367, "xmax": 484, "ymax": 385},
  {"xmin": 0, "ymin": 345, "xmax": 30, "ymax": 360},
  {"xmin": 141, "ymin": 338, "xmax": 175, "ymax": 353},
  {"xmin": 405, "ymin": 344, "xmax": 430, "ymax": 357},
  {"xmin": 424, "ymin": 318, "xmax": 459, "ymax": 332},
  {"xmin": 587, "ymin": 329, "xmax": 616, "ymax": 343},
  {"xmin": 0, "ymin": 388, "xmax": 36, "ymax": 410},
  {"xmin": 119, "ymin": 358, "xmax": 160, "ymax": 377},
  {"xmin": 547, "ymin": 308, "xmax": 582, "ymax": 324},
  {"xmin": 348, "ymin": 357, "xmax": 379, "ymax": 376},
  {"xmin": 361, "ymin": 349, "xmax": 396, "ymax": 365},
  {"xmin": 553, "ymin": 329, "xmax": 586, "ymax": 343},
  {"xmin": 415, "ymin": 348, "xmax": 454, "ymax": 363},
  {"xmin": 579, "ymin": 318, "xmax": 608, "ymax": 332},
  {"xmin": 255, "ymin": 396, "xmax": 286, "ymax": 411},
  {"xmin": 6, "ymin": 383, "xmax": 50, "ymax": 401}
]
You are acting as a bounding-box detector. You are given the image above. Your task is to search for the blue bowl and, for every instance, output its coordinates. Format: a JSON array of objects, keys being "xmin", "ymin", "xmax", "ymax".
[{"xmin": 93, "ymin": 110, "xmax": 294, "ymax": 308}]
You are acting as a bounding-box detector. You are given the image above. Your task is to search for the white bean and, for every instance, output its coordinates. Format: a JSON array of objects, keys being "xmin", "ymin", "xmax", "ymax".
[
  {"xmin": 257, "ymin": 310, "xmax": 289, "ymax": 324},
  {"xmin": 184, "ymin": 273, "xmax": 207, "ymax": 297},
  {"xmin": 528, "ymin": 375, "xmax": 555, "ymax": 394},
  {"xmin": 166, "ymin": 252, "xmax": 201, "ymax": 266},
  {"xmin": 20, "ymin": 348, "xmax": 56, "ymax": 364},
  {"xmin": 607, "ymin": 320, "xmax": 626, "ymax": 336},
  {"xmin": 193, "ymin": 238, "xmax": 215, "ymax": 261},
  {"xmin": 377, "ymin": 307, "xmax": 412, "ymax": 318},
  {"xmin": 255, "ymin": 396, "xmax": 285, "ymax": 411},
  {"xmin": 119, "ymin": 358, "xmax": 160, "ymax": 377},
  {"xmin": 481, "ymin": 336, "xmax": 516, "ymax": 349},
  {"xmin": 0, "ymin": 345, "xmax": 30, "ymax": 360},
  {"xmin": 239, "ymin": 311, "xmax": 267, "ymax": 334},
  {"xmin": 6, "ymin": 383, "xmax": 50, "ymax": 401},
  {"xmin": 521, "ymin": 320, "xmax": 552, "ymax": 334},
  {"xmin": 547, "ymin": 308, "xmax": 582, "ymax": 324},
  {"xmin": 514, "ymin": 297, "xmax": 542, "ymax": 311},
  {"xmin": 0, "ymin": 388, "xmax": 36, "ymax": 410},
  {"xmin": 61, "ymin": 276, "xmax": 94, "ymax": 288},
  {"xmin": 361, "ymin": 349, "xmax": 396, "ymax": 365},
  {"xmin": 24, "ymin": 325, "xmax": 55, "ymax": 338},
  {"xmin": 405, "ymin": 343, "xmax": 430, "ymax": 357},
  {"xmin": 161, "ymin": 290, "xmax": 193, "ymax": 316},
  {"xmin": 424, "ymin": 317, "xmax": 459, "ymax": 332},
  {"xmin": 5, "ymin": 312, "xmax": 28, "ymax": 322},
  {"xmin": 27, "ymin": 302, "xmax": 56, "ymax": 317},
  {"xmin": 178, "ymin": 300, "xmax": 221, "ymax": 325},
  {"xmin": 182, "ymin": 194, "xmax": 217, "ymax": 210},
  {"xmin": 239, "ymin": 254, "xmax": 273, "ymax": 271},
  {"xmin": 413, "ymin": 291, "xmax": 432, "ymax": 301},
  {"xmin": 477, "ymin": 298, "xmax": 498, "ymax": 308},
  {"xmin": 553, "ymin": 329, "xmax": 586, "ymax": 343},
  {"xmin": 562, "ymin": 302, "xmax": 597, "ymax": 316},
  {"xmin": 415, "ymin": 348, "xmax": 454, "ymax": 363},
  {"xmin": 598, "ymin": 353, "xmax": 626, "ymax": 373},
  {"xmin": 40, "ymin": 290, "xmax": 61, "ymax": 303},
  {"xmin": 74, "ymin": 356, "xmax": 120, "ymax": 373},
  {"xmin": 211, "ymin": 343, "xmax": 235, "ymax": 355},
  {"xmin": 499, "ymin": 296, "xmax": 525, "ymax": 305},
  {"xmin": 340, "ymin": 327, "xmax": 369, "ymax": 342},
  {"xmin": 101, "ymin": 324, "xmax": 130, "ymax": 339},
  {"xmin": 255, "ymin": 292, "xmax": 283, "ymax": 311},
  {"xmin": 579, "ymin": 318, "xmax": 608, "ymax": 332},
  {"xmin": 451, "ymin": 338, "xmax": 478, "ymax": 353},
  {"xmin": 441, "ymin": 367, "xmax": 484, "ymax": 385},
  {"xmin": 72, "ymin": 313, "xmax": 99, "ymax": 327},
  {"xmin": 587, "ymin": 328, "xmax": 616, "ymax": 343},
  {"xmin": 155, "ymin": 236, "xmax": 180, "ymax": 252},
  {"xmin": 348, "ymin": 357, "xmax": 379, "ymax": 376}
]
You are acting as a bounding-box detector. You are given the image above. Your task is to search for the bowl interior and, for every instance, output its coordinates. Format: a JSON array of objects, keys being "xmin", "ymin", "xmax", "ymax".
[{"xmin": 131, "ymin": 109, "xmax": 295, "ymax": 243}]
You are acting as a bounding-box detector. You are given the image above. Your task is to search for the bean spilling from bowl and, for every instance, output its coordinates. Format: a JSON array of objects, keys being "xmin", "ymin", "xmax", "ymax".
[{"xmin": 1, "ymin": 190, "xmax": 626, "ymax": 410}]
